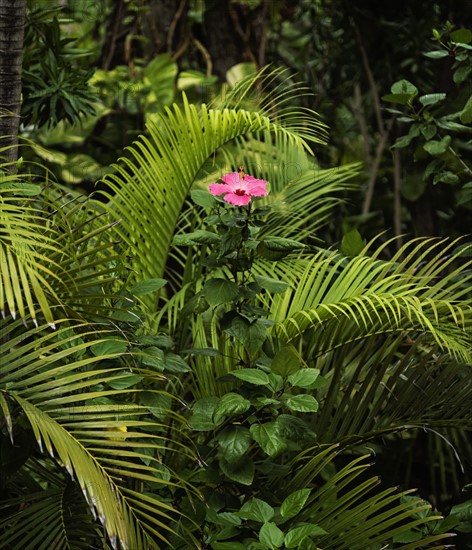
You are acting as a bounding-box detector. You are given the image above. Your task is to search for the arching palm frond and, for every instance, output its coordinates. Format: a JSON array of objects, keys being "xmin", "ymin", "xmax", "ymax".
[
  {"xmin": 277, "ymin": 449, "xmax": 454, "ymax": 549},
  {"xmin": 99, "ymin": 70, "xmax": 326, "ymax": 312},
  {"xmin": 268, "ymin": 238, "xmax": 472, "ymax": 362},
  {"xmin": 0, "ymin": 318, "xmax": 199, "ymax": 550},
  {"xmin": 0, "ymin": 185, "xmax": 65, "ymax": 326}
]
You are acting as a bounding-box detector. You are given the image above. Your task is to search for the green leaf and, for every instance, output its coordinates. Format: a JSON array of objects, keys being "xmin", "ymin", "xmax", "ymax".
[
  {"xmin": 107, "ymin": 372, "xmax": 142, "ymax": 389},
  {"xmin": 433, "ymin": 171, "xmax": 460, "ymax": 185},
  {"xmin": 253, "ymin": 274, "xmax": 290, "ymax": 294},
  {"xmin": 341, "ymin": 229, "xmax": 366, "ymax": 256},
  {"xmin": 191, "ymin": 188, "xmax": 216, "ymax": 208},
  {"xmin": 129, "ymin": 278, "xmax": 167, "ymax": 296},
  {"xmin": 391, "ymin": 79, "xmax": 418, "ymax": 96},
  {"xmin": 231, "ymin": 368, "xmax": 270, "ymax": 386},
  {"xmin": 450, "ymin": 499, "xmax": 472, "ymax": 532},
  {"xmin": 287, "ymin": 368, "xmax": 322, "ymax": 389},
  {"xmin": 257, "ymin": 237, "xmax": 305, "ymax": 260},
  {"xmin": 460, "ymin": 95, "xmax": 472, "ymax": 124},
  {"xmin": 141, "ymin": 346, "xmax": 165, "ymax": 370},
  {"xmin": 423, "ymin": 135, "xmax": 451, "ymax": 155},
  {"xmin": 217, "ymin": 427, "xmax": 253, "ymax": 462},
  {"xmin": 423, "ymin": 50, "xmax": 449, "ymax": 59},
  {"xmin": 419, "ymin": 93, "xmax": 446, "ymax": 106},
  {"xmin": 271, "ymin": 345, "xmax": 300, "ymax": 377},
  {"xmin": 420, "ymin": 124, "xmax": 437, "ymax": 140},
  {"xmin": 451, "ymin": 28, "xmax": 472, "ymax": 44},
  {"xmin": 280, "ymin": 489, "xmax": 311, "ymax": 519},
  {"xmin": 454, "ymin": 65, "xmax": 472, "ymax": 84},
  {"xmin": 174, "ymin": 230, "xmax": 220, "ymax": 246},
  {"xmin": 215, "ymin": 393, "xmax": 251, "ymax": 418},
  {"xmin": 285, "ymin": 524, "xmax": 328, "ymax": 547},
  {"xmin": 163, "ymin": 352, "xmax": 191, "ymax": 373},
  {"xmin": 203, "ymin": 278, "xmax": 240, "ymax": 306},
  {"xmin": 239, "ymin": 498, "xmax": 275, "ymax": 523},
  {"xmin": 220, "ymin": 456, "xmax": 255, "ymax": 485},
  {"xmin": 382, "ymin": 93, "xmax": 414, "ymax": 105},
  {"xmin": 91, "ymin": 339, "xmax": 128, "ymax": 356},
  {"xmin": 282, "ymin": 394, "xmax": 319, "ymax": 413},
  {"xmin": 250, "ymin": 422, "xmax": 287, "ymax": 457},
  {"xmin": 225, "ymin": 317, "xmax": 268, "ymax": 354},
  {"xmin": 391, "ymin": 134, "xmax": 414, "ymax": 148},
  {"xmin": 211, "ymin": 543, "xmax": 246, "ymax": 550},
  {"xmin": 189, "ymin": 397, "xmax": 221, "ymax": 431},
  {"xmin": 259, "ymin": 522, "xmax": 284, "ymax": 549}
]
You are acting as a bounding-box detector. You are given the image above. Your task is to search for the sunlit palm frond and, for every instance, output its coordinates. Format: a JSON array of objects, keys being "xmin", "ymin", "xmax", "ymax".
[
  {"xmin": 0, "ymin": 186, "xmax": 66, "ymax": 326},
  {"xmin": 99, "ymin": 72, "xmax": 326, "ymax": 311},
  {"xmin": 0, "ymin": 318, "xmax": 199, "ymax": 549},
  {"xmin": 267, "ymin": 238, "xmax": 472, "ymax": 362}
]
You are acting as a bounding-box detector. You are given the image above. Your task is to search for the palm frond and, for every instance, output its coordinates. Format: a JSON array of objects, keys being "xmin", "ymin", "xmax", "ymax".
[
  {"xmin": 0, "ymin": 186, "xmax": 66, "ymax": 326},
  {"xmin": 99, "ymin": 75, "xmax": 325, "ymax": 310},
  {"xmin": 0, "ymin": 318, "xmax": 200, "ymax": 549}
]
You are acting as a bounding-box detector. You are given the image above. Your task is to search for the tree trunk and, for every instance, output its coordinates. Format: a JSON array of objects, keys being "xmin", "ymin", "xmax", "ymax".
[{"xmin": 0, "ymin": 0, "xmax": 26, "ymax": 167}]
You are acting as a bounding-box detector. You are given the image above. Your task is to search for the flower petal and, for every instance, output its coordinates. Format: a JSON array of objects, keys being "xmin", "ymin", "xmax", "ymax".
[
  {"xmin": 224, "ymin": 193, "xmax": 252, "ymax": 206},
  {"xmin": 221, "ymin": 172, "xmax": 241, "ymax": 190},
  {"xmin": 244, "ymin": 175, "xmax": 268, "ymax": 196},
  {"xmin": 209, "ymin": 183, "xmax": 230, "ymax": 196}
]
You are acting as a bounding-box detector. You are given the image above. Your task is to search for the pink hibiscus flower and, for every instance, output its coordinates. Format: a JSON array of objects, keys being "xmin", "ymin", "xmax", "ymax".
[{"xmin": 209, "ymin": 168, "xmax": 268, "ymax": 206}]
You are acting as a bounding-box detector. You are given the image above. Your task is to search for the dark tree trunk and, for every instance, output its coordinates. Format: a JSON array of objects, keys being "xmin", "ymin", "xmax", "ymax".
[{"xmin": 0, "ymin": 0, "xmax": 26, "ymax": 167}]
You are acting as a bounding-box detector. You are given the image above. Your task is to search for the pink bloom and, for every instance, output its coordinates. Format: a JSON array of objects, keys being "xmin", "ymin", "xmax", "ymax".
[{"xmin": 209, "ymin": 169, "xmax": 268, "ymax": 206}]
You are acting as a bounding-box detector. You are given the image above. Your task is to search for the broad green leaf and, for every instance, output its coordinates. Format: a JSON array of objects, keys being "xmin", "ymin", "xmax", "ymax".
[
  {"xmin": 267, "ymin": 373, "xmax": 284, "ymax": 393},
  {"xmin": 174, "ymin": 230, "xmax": 221, "ymax": 246},
  {"xmin": 231, "ymin": 369, "xmax": 270, "ymax": 386},
  {"xmin": 449, "ymin": 499, "xmax": 472, "ymax": 533},
  {"xmin": 129, "ymin": 278, "xmax": 167, "ymax": 296},
  {"xmin": 163, "ymin": 353, "xmax": 191, "ymax": 373},
  {"xmin": 419, "ymin": 93, "xmax": 446, "ymax": 106},
  {"xmin": 287, "ymin": 368, "xmax": 322, "ymax": 389},
  {"xmin": 285, "ymin": 524, "xmax": 327, "ymax": 547},
  {"xmin": 454, "ymin": 65, "xmax": 472, "ymax": 84},
  {"xmin": 391, "ymin": 134, "xmax": 414, "ymax": 148},
  {"xmin": 220, "ymin": 456, "xmax": 254, "ymax": 485},
  {"xmin": 433, "ymin": 171, "xmax": 459, "ymax": 185},
  {"xmin": 203, "ymin": 278, "xmax": 240, "ymax": 306},
  {"xmin": 423, "ymin": 135, "xmax": 451, "ymax": 155},
  {"xmin": 391, "ymin": 79, "xmax": 418, "ymax": 96},
  {"xmin": 250, "ymin": 422, "xmax": 287, "ymax": 457},
  {"xmin": 189, "ymin": 397, "xmax": 221, "ymax": 431},
  {"xmin": 276, "ymin": 415, "xmax": 316, "ymax": 445},
  {"xmin": 239, "ymin": 498, "xmax": 275, "ymax": 523},
  {"xmin": 206, "ymin": 511, "xmax": 242, "ymax": 526},
  {"xmin": 280, "ymin": 489, "xmax": 311, "ymax": 519},
  {"xmin": 259, "ymin": 522, "xmax": 284, "ymax": 549},
  {"xmin": 217, "ymin": 427, "xmax": 252, "ymax": 462},
  {"xmin": 253, "ymin": 274, "xmax": 290, "ymax": 294},
  {"xmin": 451, "ymin": 28, "xmax": 472, "ymax": 44},
  {"xmin": 257, "ymin": 237, "xmax": 305, "ymax": 260},
  {"xmin": 225, "ymin": 317, "xmax": 268, "ymax": 354},
  {"xmin": 214, "ymin": 393, "xmax": 251, "ymax": 418},
  {"xmin": 420, "ymin": 124, "xmax": 437, "ymax": 140},
  {"xmin": 91, "ymin": 339, "xmax": 128, "ymax": 356},
  {"xmin": 271, "ymin": 345, "xmax": 300, "ymax": 377},
  {"xmin": 107, "ymin": 372, "xmax": 142, "ymax": 389},
  {"xmin": 143, "ymin": 53, "xmax": 177, "ymax": 106},
  {"xmin": 282, "ymin": 394, "xmax": 319, "ymax": 413},
  {"xmin": 341, "ymin": 229, "xmax": 366, "ymax": 256},
  {"xmin": 382, "ymin": 93, "xmax": 414, "ymax": 105},
  {"xmin": 190, "ymin": 188, "xmax": 216, "ymax": 208}
]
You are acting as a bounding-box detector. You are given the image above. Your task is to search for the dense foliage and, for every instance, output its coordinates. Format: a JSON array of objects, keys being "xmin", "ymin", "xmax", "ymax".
[{"xmin": 1, "ymin": 1, "xmax": 472, "ymax": 549}]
